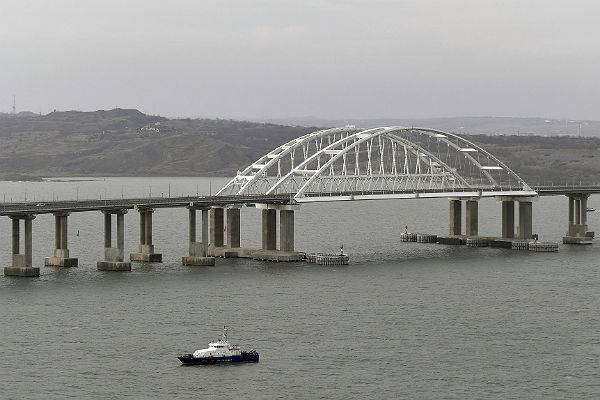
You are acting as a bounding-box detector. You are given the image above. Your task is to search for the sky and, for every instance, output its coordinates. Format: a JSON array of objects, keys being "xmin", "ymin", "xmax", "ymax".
[{"xmin": 0, "ymin": 0, "xmax": 599, "ymax": 120}]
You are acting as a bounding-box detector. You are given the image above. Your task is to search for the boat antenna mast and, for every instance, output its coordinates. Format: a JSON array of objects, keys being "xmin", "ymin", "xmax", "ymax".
[{"xmin": 222, "ymin": 325, "xmax": 228, "ymax": 342}]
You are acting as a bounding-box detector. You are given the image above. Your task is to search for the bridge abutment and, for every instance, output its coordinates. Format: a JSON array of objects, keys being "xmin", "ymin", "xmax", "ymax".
[
  {"xmin": 5, "ymin": 215, "xmax": 39, "ymax": 277},
  {"xmin": 45, "ymin": 213, "xmax": 78, "ymax": 267},
  {"xmin": 97, "ymin": 210, "xmax": 131, "ymax": 271},
  {"xmin": 183, "ymin": 207, "xmax": 215, "ymax": 266},
  {"xmin": 130, "ymin": 208, "xmax": 162, "ymax": 262}
]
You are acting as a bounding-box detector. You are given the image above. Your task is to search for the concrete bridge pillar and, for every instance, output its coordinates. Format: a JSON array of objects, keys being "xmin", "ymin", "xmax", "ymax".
[
  {"xmin": 183, "ymin": 207, "xmax": 214, "ymax": 266},
  {"xmin": 568, "ymin": 196, "xmax": 575, "ymax": 226},
  {"xmin": 226, "ymin": 207, "xmax": 241, "ymax": 248},
  {"xmin": 5, "ymin": 215, "xmax": 39, "ymax": 277},
  {"xmin": 262, "ymin": 209, "xmax": 277, "ymax": 250},
  {"xmin": 209, "ymin": 208, "xmax": 224, "ymax": 247},
  {"xmin": 448, "ymin": 199, "xmax": 462, "ymax": 236},
  {"xmin": 280, "ymin": 210, "xmax": 295, "ymax": 252},
  {"xmin": 465, "ymin": 200, "xmax": 479, "ymax": 237},
  {"xmin": 564, "ymin": 194, "xmax": 592, "ymax": 244},
  {"xmin": 45, "ymin": 212, "xmax": 78, "ymax": 267},
  {"xmin": 580, "ymin": 196, "xmax": 588, "ymax": 227},
  {"xmin": 202, "ymin": 209, "xmax": 209, "ymax": 249},
  {"xmin": 518, "ymin": 200, "xmax": 533, "ymax": 240},
  {"xmin": 501, "ymin": 200, "xmax": 515, "ymax": 239},
  {"xmin": 130, "ymin": 208, "xmax": 162, "ymax": 262},
  {"xmin": 98, "ymin": 210, "xmax": 131, "ymax": 271}
]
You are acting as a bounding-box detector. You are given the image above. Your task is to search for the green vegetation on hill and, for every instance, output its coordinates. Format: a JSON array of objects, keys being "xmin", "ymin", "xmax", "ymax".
[{"xmin": 1, "ymin": 108, "xmax": 600, "ymax": 186}]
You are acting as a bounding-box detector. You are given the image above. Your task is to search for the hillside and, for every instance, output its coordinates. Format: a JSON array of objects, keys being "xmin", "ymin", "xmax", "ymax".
[
  {"xmin": 0, "ymin": 109, "xmax": 316, "ymax": 180},
  {"xmin": 2, "ymin": 109, "xmax": 600, "ymax": 186}
]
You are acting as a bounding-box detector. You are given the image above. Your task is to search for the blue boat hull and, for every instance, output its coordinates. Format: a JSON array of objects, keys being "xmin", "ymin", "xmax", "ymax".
[{"xmin": 178, "ymin": 352, "xmax": 259, "ymax": 365}]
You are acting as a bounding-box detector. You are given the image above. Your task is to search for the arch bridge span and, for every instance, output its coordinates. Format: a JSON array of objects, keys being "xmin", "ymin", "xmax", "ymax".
[{"xmin": 217, "ymin": 127, "xmax": 537, "ymax": 202}]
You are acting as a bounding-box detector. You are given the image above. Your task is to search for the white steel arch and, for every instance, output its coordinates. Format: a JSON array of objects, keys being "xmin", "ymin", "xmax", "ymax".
[
  {"xmin": 217, "ymin": 127, "xmax": 536, "ymax": 202},
  {"xmin": 216, "ymin": 126, "xmax": 360, "ymax": 196}
]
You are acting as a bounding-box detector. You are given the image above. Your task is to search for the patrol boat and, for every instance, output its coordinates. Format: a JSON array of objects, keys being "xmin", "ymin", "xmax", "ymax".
[{"xmin": 178, "ymin": 326, "xmax": 259, "ymax": 365}]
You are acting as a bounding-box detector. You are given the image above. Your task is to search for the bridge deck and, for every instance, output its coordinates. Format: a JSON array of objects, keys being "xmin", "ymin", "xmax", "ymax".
[
  {"xmin": 1, "ymin": 187, "xmax": 599, "ymax": 216},
  {"xmin": 0, "ymin": 195, "xmax": 292, "ymax": 216},
  {"xmin": 534, "ymin": 186, "xmax": 600, "ymax": 196}
]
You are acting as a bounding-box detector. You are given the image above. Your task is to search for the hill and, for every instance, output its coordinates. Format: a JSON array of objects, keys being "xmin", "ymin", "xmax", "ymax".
[{"xmin": 2, "ymin": 109, "xmax": 600, "ymax": 186}]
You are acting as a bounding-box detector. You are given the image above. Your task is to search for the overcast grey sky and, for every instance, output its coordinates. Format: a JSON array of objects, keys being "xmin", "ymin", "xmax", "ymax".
[{"xmin": 1, "ymin": 0, "xmax": 598, "ymax": 119}]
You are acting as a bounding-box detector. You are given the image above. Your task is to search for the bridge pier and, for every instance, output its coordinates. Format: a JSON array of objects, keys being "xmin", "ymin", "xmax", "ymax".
[
  {"xmin": 251, "ymin": 204, "xmax": 303, "ymax": 261},
  {"xmin": 517, "ymin": 200, "xmax": 533, "ymax": 240},
  {"xmin": 280, "ymin": 209, "xmax": 295, "ymax": 252},
  {"xmin": 563, "ymin": 194, "xmax": 593, "ymax": 244},
  {"xmin": 97, "ymin": 210, "xmax": 131, "ymax": 271},
  {"xmin": 5, "ymin": 215, "xmax": 39, "ymax": 277},
  {"xmin": 130, "ymin": 208, "xmax": 162, "ymax": 262},
  {"xmin": 226, "ymin": 207, "xmax": 241, "ymax": 248},
  {"xmin": 209, "ymin": 207, "xmax": 224, "ymax": 248},
  {"xmin": 465, "ymin": 200, "xmax": 479, "ymax": 237},
  {"xmin": 449, "ymin": 199, "xmax": 462, "ymax": 236},
  {"xmin": 501, "ymin": 199, "xmax": 515, "ymax": 239},
  {"xmin": 45, "ymin": 213, "xmax": 78, "ymax": 267},
  {"xmin": 262, "ymin": 209, "xmax": 277, "ymax": 250},
  {"xmin": 182, "ymin": 207, "xmax": 214, "ymax": 266}
]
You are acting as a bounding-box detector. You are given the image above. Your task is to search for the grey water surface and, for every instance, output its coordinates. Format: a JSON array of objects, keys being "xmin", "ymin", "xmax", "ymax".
[{"xmin": 1, "ymin": 177, "xmax": 599, "ymax": 399}]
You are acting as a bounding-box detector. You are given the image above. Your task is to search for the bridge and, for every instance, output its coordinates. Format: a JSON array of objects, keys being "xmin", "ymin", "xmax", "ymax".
[{"xmin": 2, "ymin": 127, "xmax": 596, "ymax": 277}]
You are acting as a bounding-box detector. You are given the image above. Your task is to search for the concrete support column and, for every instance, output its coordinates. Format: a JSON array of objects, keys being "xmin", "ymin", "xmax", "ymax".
[
  {"xmin": 518, "ymin": 201, "xmax": 533, "ymax": 240},
  {"xmin": 449, "ymin": 199, "xmax": 462, "ymax": 236},
  {"xmin": 226, "ymin": 208, "xmax": 241, "ymax": 248},
  {"xmin": 580, "ymin": 196, "xmax": 588, "ymax": 226},
  {"xmin": 568, "ymin": 196, "xmax": 574, "ymax": 226},
  {"xmin": 262, "ymin": 209, "xmax": 277, "ymax": 250},
  {"xmin": 24, "ymin": 217, "xmax": 33, "ymax": 266},
  {"xmin": 54, "ymin": 215, "xmax": 61, "ymax": 250},
  {"xmin": 501, "ymin": 200, "xmax": 515, "ymax": 239},
  {"xmin": 104, "ymin": 212, "xmax": 112, "ymax": 248},
  {"xmin": 139, "ymin": 210, "xmax": 146, "ymax": 246},
  {"xmin": 60, "ymin": 215, "xmax": 68, "ymax": 250},
  {"xmin": 131, "ymin": 208, "xmax": 161, "ymax": 262},
  {"xmin": 279, "ymin": 210, "xmax": 295, "ymax": 252},
  {"xmin": 12, "ymin": 218, "xmax": 20, "ymax": 255},
  {"xmin": 46, "ymin": 212, "xmax": 78, "ymax": 267},
  {"xmin": 117, "ymin": 212, "xmax": 125, "ymax": 258},
  {"xmin": 210, "ymin": 208, "xmax": 224, "ymax": 247},
  {"xmin": 188, "ymin": 208, "xmax": 196, "ymax": 243},
  {"xmin": 98, "ymin": 210, "xmax": 131, "ymax": 271},
  {"xmin": 5, "ymin": 215, "xmax": 40, "ymax": 277},
  {"xmin": 182, "ymin": 207, "xmax": 215, "ymax": 266},
  {"xmin": 145, "ymin": 210, "xmax": 153, "ymax": 246},
  {"xmin": 465, "ymin": 200, "xmax": 478, "ymax": 237},
  {"xmin": 201, "ymin": 209, "xmax": 209, "ymax": 248},
  {"xmin": 575, "ymin": 199, "xmax": 581, "ymax": 224}
]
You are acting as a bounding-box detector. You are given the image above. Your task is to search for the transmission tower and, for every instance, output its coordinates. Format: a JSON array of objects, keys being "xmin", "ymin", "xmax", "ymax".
[{"xmin": 12, "ymin": 95, "xmax": 16, "ymax": 114}]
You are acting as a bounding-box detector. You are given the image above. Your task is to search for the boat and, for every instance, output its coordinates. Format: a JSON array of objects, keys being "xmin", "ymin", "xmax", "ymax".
[
  {"xmin": 178, "ymin": 326, "xmax": 259, "ymax": 365},
  {"xmin": 587, "ymin": 207, "xmax": 595, "ymax": 212}
]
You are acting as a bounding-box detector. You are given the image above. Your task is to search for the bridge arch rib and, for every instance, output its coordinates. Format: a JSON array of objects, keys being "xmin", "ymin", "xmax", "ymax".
[{"xmin": 217, "ymin": 127, "xmax": 535, "ymax": 202}]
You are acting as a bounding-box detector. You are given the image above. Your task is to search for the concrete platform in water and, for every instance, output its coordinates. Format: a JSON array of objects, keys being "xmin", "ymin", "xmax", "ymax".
[
  {"xmin": 562, "ymin": 236, "xmax": 593, "ymax": 245},
  {"xmin": 182, "ymin": 256, "xmax": 215, "ymax": 266},
  {"xmin": 209, "ymin": 246, "xmax": 305, "ymax": 262},
  {"xmin": 97, "ymin": 261, "xmax": 132, "ymax": 271},
  {"xmin": 45, "ymin": 256, "xmax": 78, "ymax": 267},
  {"xmin": 4, "ymin": 266, "xmax": 40, "ymax": 277}
]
